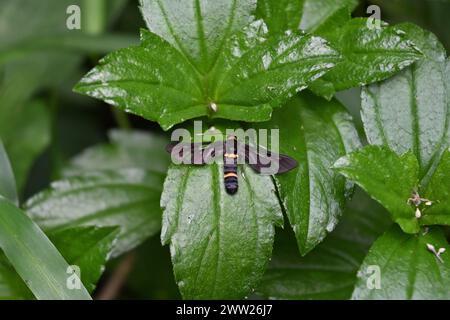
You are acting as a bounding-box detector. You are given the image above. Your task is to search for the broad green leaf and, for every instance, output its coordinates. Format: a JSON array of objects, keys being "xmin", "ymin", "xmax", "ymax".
[
  {"xmin": 311, "ymin": 7, "xmax": 351, "ymax": 38},
  {"xmin": 161, "ymin": 163, "xmax": 283, "ymax": 299},
  {"xmin": 255, "ymin": 93, "xmax": 361, "ymax": 255},
  {"xmin": 370, "ymin": 0, "xmax": 450, "ymax": 51},
  {"xmin": 2, "ymin": 100, "xmax": 51, "ymax": 192},
  {"xmin": 313, "ymin": 19, "xmax": 423, "ymax": 97},
  {"xmin": 208, "ymin": 21, "xmax": 340, "ymax": 119},
  {"xmin": 255, "ymin": 0, "xmax": 304, "ymax": 34},
  {"xmin": 420, "ymin": 149, "xmax": 450, "ymax": 226},
  {"xmin": 63, "ymin": 129, "xmax": 170, "ymax": 176},
  {"xmin": 361, "ymin": 25, "xmax": 450, "ymax": 185},
  {"xmin": 73, "ymin": 29, "xmax": 204, "ymax": 131},
  {"xmin": 333, "ymin": 145, "xmax": 420, "ymax": 233},
  {"xmin": 139, "ymin": 0, "xmax": 256, "ymax": 73},
  {"xmin": 257, "ymin": 189, "xmax": 392, "ymax": 299},
  {"xmin": 48, "ymin": 226, "xmax": 120, "ymax": 293},
  {"xmin": 300, "ymin": 0, "xmax": 358, "ymax": 33},
  {"xmin": 25, "ymin": 169, "xmax": 164, "ymax": 257},
  {"xmin": 75, "ymin": 21, "xmax": 340, "ymax": 130},
  {"xmin": 254, "ymin": 1, "xmax": 422, "ymax": 99},
  {"xmin": 0, "ymin": 197, "xmax": 91, "ymax": 300},
  {"xmin": 0, "ymin": 140, "xmax": 17, "ymax": 205},
  {"xmin": 352, "ymin": 226, "xmax": 450, "ymax": 299},
  {"xmin": 255, "ymin": 0, "xmax": 355, "ymax": 35}
]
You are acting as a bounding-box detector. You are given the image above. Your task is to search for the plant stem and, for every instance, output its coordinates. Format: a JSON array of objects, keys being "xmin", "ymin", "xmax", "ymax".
[
  {"xmin": 112, "ymin": 107, "xmax": 131, "ymax": 130},
  {"xmin": 49, "ymin": 92, "xmax": 63, "ymax": 181},
  {"xmin": 95, "ymin": 251, "xmax": 136, "ymax": 300},
  {"xmin": 83, "ymin": 0, "xmax": 106, "ymax": 36}
]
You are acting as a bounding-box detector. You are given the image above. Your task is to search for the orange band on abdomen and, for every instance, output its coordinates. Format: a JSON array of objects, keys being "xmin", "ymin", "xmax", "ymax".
[{"xmin": 224, "ymin": 153, "xmax": 239, "ymax": 159}]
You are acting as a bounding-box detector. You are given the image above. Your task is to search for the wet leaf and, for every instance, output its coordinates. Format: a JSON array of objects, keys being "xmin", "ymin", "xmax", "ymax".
[
  {"xmin": 361, "ymin": 25, "xmax": 450, "ymax": 186},
  {"xmin": 75, "ymin": 6, "xmax": 340, "ymax": 130},
  {"xmin": 255, "ymin": 1, "xmax": 422, "ymax": 98},
  {"xmin": 0, "ymin": 139, "xmax": 18, "ymax": 206},
  {"xmin": 255, "ymin": 0, "xmax": 304, "ymax": 35},
  {"xmin": 0, "ymin": 197, "xmax": 91, "ymax": 300},
  {"xmin": 314, "ymin": 19, "xmax": 423, "ymax": 97},
  {"xmin": 257, "ymin": 189, "xmax": 392, "ymax": 299},
  {"xmin": 139, "ymin": 0, "xmax": 256, "ymax": 73},
  {"xmin": 48, "ymin": 226, "xmax": 120, "ymax": 293},
  {"xmin": 352, "ymin": 226, "xmax": 450, "ymax": 299},
  {"xmin": 161, "ymin": 164, "xmax": 283, "ymax": 299},
  {"xmin": 255, "ymin": 93, "xmax": 361, "ymax": 255},
  {"xmin": 333, "ymin": 145, "xmax": 420, "ymax": 233},
  {"xmin": 300, "ymin": 0, "xmax": 358, "ymax": 33},
  {"xmin": 25, "ymin": 169, "xmax": 164, "ymax": 257},
  {"xmin": 421, "ymin": 148, "xmax": 450, "ymax": 226}
]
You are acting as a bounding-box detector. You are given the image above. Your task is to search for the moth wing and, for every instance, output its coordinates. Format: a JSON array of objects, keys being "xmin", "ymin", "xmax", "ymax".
[
  {"xmin": 241, "ymin": 143, "xmax": 297, "ymax": 174},
  {"xmin": 166, "ymin": 141, "xmax": 224, "ymax": 165}
]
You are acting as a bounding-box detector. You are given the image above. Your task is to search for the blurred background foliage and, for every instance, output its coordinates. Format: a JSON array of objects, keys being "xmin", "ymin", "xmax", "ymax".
[{"xmin": 0, "ymin": 0, "xmax": 448, "ymax": 299}]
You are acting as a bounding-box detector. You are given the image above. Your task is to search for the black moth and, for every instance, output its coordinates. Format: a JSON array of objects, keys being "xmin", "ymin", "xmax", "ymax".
[{"xmin": 166, "ymin": 135, "xmax": 298, "ymax": 195}]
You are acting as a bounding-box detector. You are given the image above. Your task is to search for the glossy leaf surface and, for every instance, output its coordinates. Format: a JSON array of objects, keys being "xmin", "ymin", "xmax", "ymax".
[{"xmin": 161, "ymin": 163, "xmax": 283, "ymax": 299}]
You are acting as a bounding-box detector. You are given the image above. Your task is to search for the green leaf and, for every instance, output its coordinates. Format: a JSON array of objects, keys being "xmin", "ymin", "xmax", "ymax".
[
  {"xmin": 254, "ymin": 1, "xmax": 422, "ymax": 98},
  {"xmin": 0, "ymin": 255, "xmax": 33, "ymax": 300},
  {"xmin": 208, "ymin": 21, "xmax": 339, "ymax": 121},
  {"xmin": 161, "ymin": 163, "xmax": 283, "ymax": 299},
  {"xmin": 255, "ymin": 93, "xmax": 361, "ymax": 254},
  {"xmin": 0, "ymin": 226, "xmax": 119, "ymax": 299},
  {"xmin": 73, "ymin": 29, "xmax": 204, "ymax": 131},
  {"xmin": 25, "ymin": 169, "xmax": 164, "ymax": 257},
  {"xmin": 0, "ymin": 139, "xmax": 18, "ymax": 205},
  {"xmin": 313, "ymin": 19, "xmax": 423, "ymax": 96},
  {"xmin": 257, "ymin": 189, "xmax": 392, "ymax": 300},
  {"xmin": 255, "ymin": 0, "xmax": 304, "ymax": 35},
  {"xmin": 333, "ymin": 145, "xmax": 420, "ymax": 233},
  {"xmin": 2, "ymin": 100, "xmax": 51, "ymax": 192},
  {"xmin": 255, "ymin": 0, "xmax": 356, "ymax": 35},
  {"xmin": 370, "ymin": 0, "xmax": 450, "ymax": 52},
  {"xmin": 48, "ymin": 226, "xmax": 119, "ymax": 293},
  {"xmin": 420, "ymin": 148, "xmax": 450, "ymax": 226},
  {"xmin": 361, "ymin": 25, "xmax": 450, "ymax": 185},
  {"xmin": 300, "ymin": 0, "xmax": 358, "ymax": 33},
  {"xmin": 75, "ymin": 10, "xmax": 341, "ymax": 129},
  {"xmin": 0, "ymin": 197, "xmax": 91, "ymax": 300},
  {"xmin": 63, "ymin": 129, "xmax": 170, "ymax": 176},
  {"xmin": 352, "ymin": 226, "xmax": 450, "ymax": 299},
  {"xmin": 139, "ymin": 0, "xmax": 257, "ymax": 73}
]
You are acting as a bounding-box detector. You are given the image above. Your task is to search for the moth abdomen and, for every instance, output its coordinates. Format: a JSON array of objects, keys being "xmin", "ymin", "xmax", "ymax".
[{"xmin": 224, "ymin": 172, "xmax": 238, "ymax": 195}]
